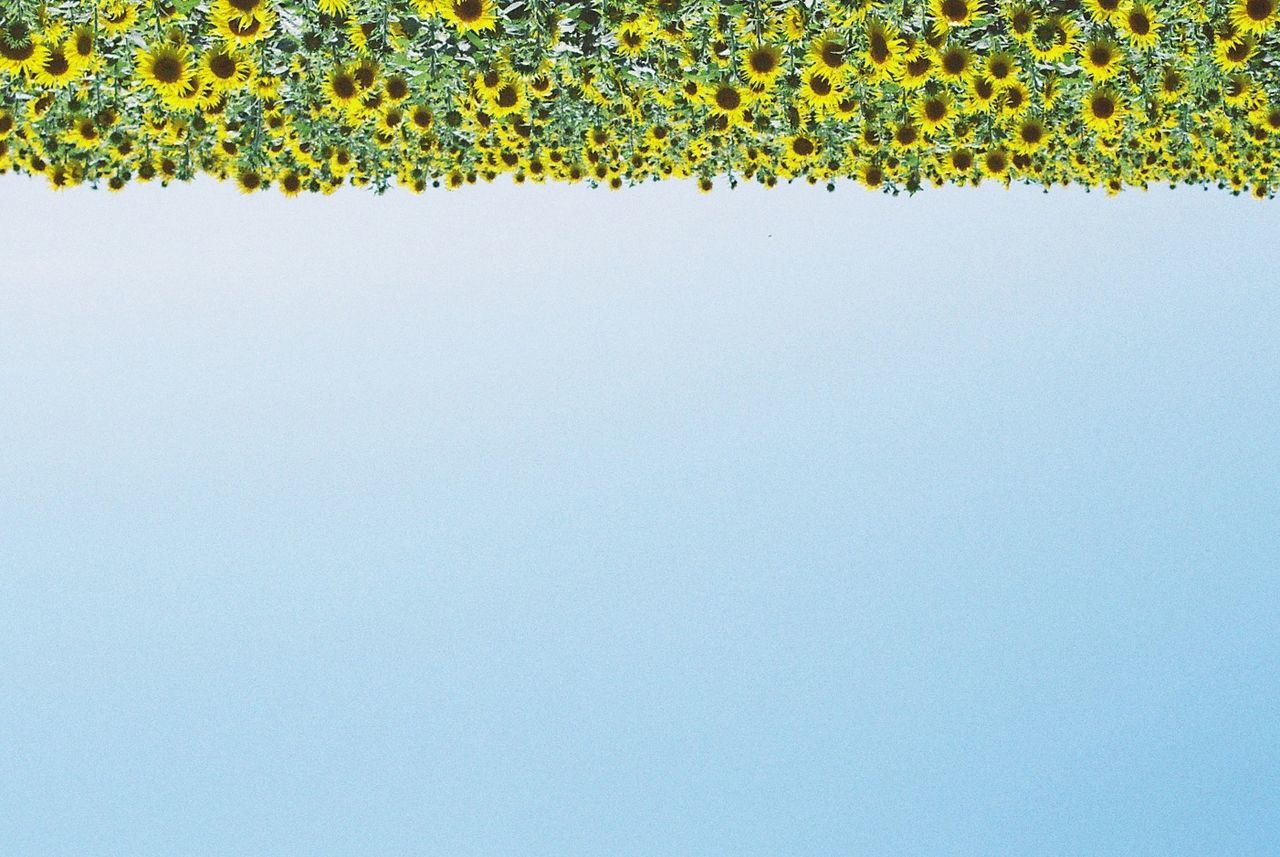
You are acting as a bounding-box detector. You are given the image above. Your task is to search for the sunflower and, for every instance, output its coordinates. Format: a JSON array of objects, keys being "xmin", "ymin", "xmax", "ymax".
[
  {"xmin": 900, "ymin": 53, "xmax": 934, "ymax": 90},
  {"xmin": 1082, "ymin": 87, "xmax": 1126, "ymax": 134},
  {"xmin": 941, "ymin": 147, "xmax": 976, "ymax": 180},
  {"xmin": 377, "ymin": 106, "xmax": 406, "ymax": 135},
  {"xmin": 929, "ymin": 0, "xmax": 984, "ymax": 33},
  {"xmin": 1009, "ymin": 117, "xmax": 1049, "ymax": 154},
  {"xmin": 69, "ymin": 115, "xmax": 101, "ymax": 148},
  {"xmin": 383, "ymin": 74, "xmax": 410, "ymax": 102},
  {"xmin": 706, "ymin": 81, "xmax": 753, "ymax": 127},
  {"xmin": 1119, "ymin": 2, "xmax": 1161, "ymax": 50},
  {"xmin": 33, "ymin": 43, "xmax": 77, "ymax": 87},
  {"xmin": 890, "ymin": 120, "xmax": 925, "ymax": 152},
  {"xmin": 984, "ymin": 51, "xmax": 1018, "ymax": 86},
  {"xmin": 936, "ymin": 44, "xmax": 974, "ymax": 82},
  {"xmin": 236, "ymin": 167, "xmax": 264, "ymax": 193},
  {"xmin": 316, "ymin": 0, "xmax": 353, "ymax": 14},
  {"xmin": 1251, "ymin": 103, "xmax": 1280, "ymax": 136},
  {"xmin": 164, "ymin": 70, "xmax": 211, "ymax": 110},
  {"xmin": 966, "ymin": 75, "xmax": 1000, "ymax": 112},
  {"xmin": 347, "ymin": 19, "xmax": 383, "ymax": 54},
  {"xmin": 741, "ymin": 44, "xmax": 783, "ymax": 89},
  {"xmin": 862, "ymin": 19, "xmax": 906, "ymax": 82},
  {"xmin": 211, "ymin": 4, "xmax": 277, "ymax": 44},
  {"xmin": 782, "ymin": 133, "xmax": 818, "ymax": 164},
  {"xmin": 1213, "ymin": 32, "xmax": 1256, "ymax": 71},
  {"xmin": 1229, "ymin": 0, "xmax": 1280, "ymax": 36},
  {"xmin": 135, "ymin": 43, "xmax": 193, "ymax": 98},
  {"xmin": 325, "ymin": 65, "xmax": 362, "ymax": 111},
  {"xmin": 0, "ymin": 34, "xmax": 47, "ymax": 78},
  {"xmin": 212, "ymin": 0, "xmax": 268, "ymax": 19},
  {"xmin": 999, "ymin": 80, "xmax": 1032, "ymax": 117},
  {"xmin": 98, "ymin": 3, "xmax": 139, "ymax": 35},
  {"xmin": 1156, "ymin": 64, "xmax": 1186, "ymax": 103},
  {"xmin": 67, "ymin": 25, "xmax": 97, "ymax": 71},
  {"xmin": 1083, "ymin": 0, "xmax": 1124, "ymax": 25},
  {"xmin": 796, "ymin": 66, "xmax": 843, "ymax": 115},
  {"xmin": 807, "ymin": 31, "xmax": 849, "ymax": 82},
  {"xmin": 980, "ymin": 148, "xmax": 1010, "ymax": 180},
  {"xmin": 1027, "ymin": 14, "xmax": 1076, "ymax": 63},
  {"xmin": 913, "ymin": 91, "xmax": 955, "ymax": 135},
  {"xmin": 1078, "ymin": 38, "xmax": 1123, "ymax": 81},
  {"xmin": 487, "ymin": 80, "xmax": 528, "ymax": 117},
  {"xmin": 201, "ymin": 45, "xmax": 254, "ymax": 91},
  {"xmin": 1003, "ymin": 2, "xmax": 1038, "ymax": 42},
  {"xmin": 614, "ymin": 20, "xmax": 651, "ymax": 58},
  {"xmin": 441, "ymin": 0, "xmax": 498, "ymax": 34},
  {"xmin": 1223, "ymin": 73, "xmax": 1261, "ymax": 109},
  {"xmin": 278, "ymin": 170, "xmax": 304, "ymax": 196}
]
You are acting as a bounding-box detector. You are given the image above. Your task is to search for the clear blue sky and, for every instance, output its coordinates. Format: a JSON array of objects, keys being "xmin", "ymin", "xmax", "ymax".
[{"xmin": 1, "ymin": 178, "xmax": 1278, "ymax": 855}]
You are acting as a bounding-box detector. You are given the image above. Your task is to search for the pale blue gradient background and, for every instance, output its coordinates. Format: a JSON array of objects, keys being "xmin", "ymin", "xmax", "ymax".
[{"xmin": 1, "ymin": 179, "xmax": 1278, "ymax": 855}]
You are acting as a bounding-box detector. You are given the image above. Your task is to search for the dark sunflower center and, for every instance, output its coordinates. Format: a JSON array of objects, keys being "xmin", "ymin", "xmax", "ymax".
[
  {"xmin": 229, "ymin": 17, "xmax": 261, "ymax": 36},
  {"xmin": 792, "ymin": 136, "xmax": 814, "ymax": 155},
  {"xmin": 750, "ymin": 49, "xmax": 776, "ymax": 73},
  {"xmin": 496, "ymin": 85, "xmax": 518, "ymax": 107},
  {"xmin": 152, "ymin": 55, "xmax": 182, "ymax": 83},
  {"xmin": 1089, "ymin": 45, "xmax": 1112, "ymax": 65},
  {"xmin": 46, "ymin": 51, "xmax": 70, "ymax": 75},
  {"xmin": 455, "ymin": 0, "xmax": 483, "ymax": 22},
  {"xmin": 820, "ymin": 42, "xmax": 844, "ymax": 68},
  {"xmin": 941, "ymin": 0, "xmax": 968, "ymax": 21},
  {"xmin": 76, "ymin": 33, "xmax": 93, "ymax": 55},
  {"xmin": 808, "ymin": 75, "xmax": 831, "ymax": 96},
  {"xmin": 1092, "ymin": 95, "xmax": 1115, "ymax": 118},
  {"xmin": 925, "ymin": 99, "xmax": 946, "ymax": 121},
  {"xmin": 715, "ymin": 86, "xmax": 740, "ymax": 110},
  {"xmin": 1034, "ymin": 21, "xmax": 1061, "ymax": 45},
  {"xmin": 1020, "ymin": 123, "xmax": 1042, "ymax": 143},
  {"xmin": 0, "ymin": 40, "xmax": 35, "ymax": 62},
  {"xmin": 942, "ymin": 51, "xmax": 966, "ymax": 73},
  {"xmin": 1128, "ymin": 11, "xmax": 1150, "ymax": 35},
  {"xmin": 1247, "ymin": 0, "xmax": 1274, "ymax": 20},
  {"xmin": 869, "ymin": 32, "xmax": 889, "ymax": 63},
  {"xmin": 333, "ymin": 74, "xmax": 356, "ymax": 98},
  {"xmin": 209, "ymin": 53, "xmax": 236, "ymax": 79}
]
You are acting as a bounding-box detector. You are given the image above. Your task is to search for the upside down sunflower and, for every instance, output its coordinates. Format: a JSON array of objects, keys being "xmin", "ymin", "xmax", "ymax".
[{"xmin": 135, "ymin": 43, "xmax": 194, "ymax": 98}]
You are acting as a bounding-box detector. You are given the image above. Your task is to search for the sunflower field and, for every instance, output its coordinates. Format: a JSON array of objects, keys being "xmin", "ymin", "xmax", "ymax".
[{"xmin": 1, "ymin": 0, "xmax": 1279, "ymax": 195}]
